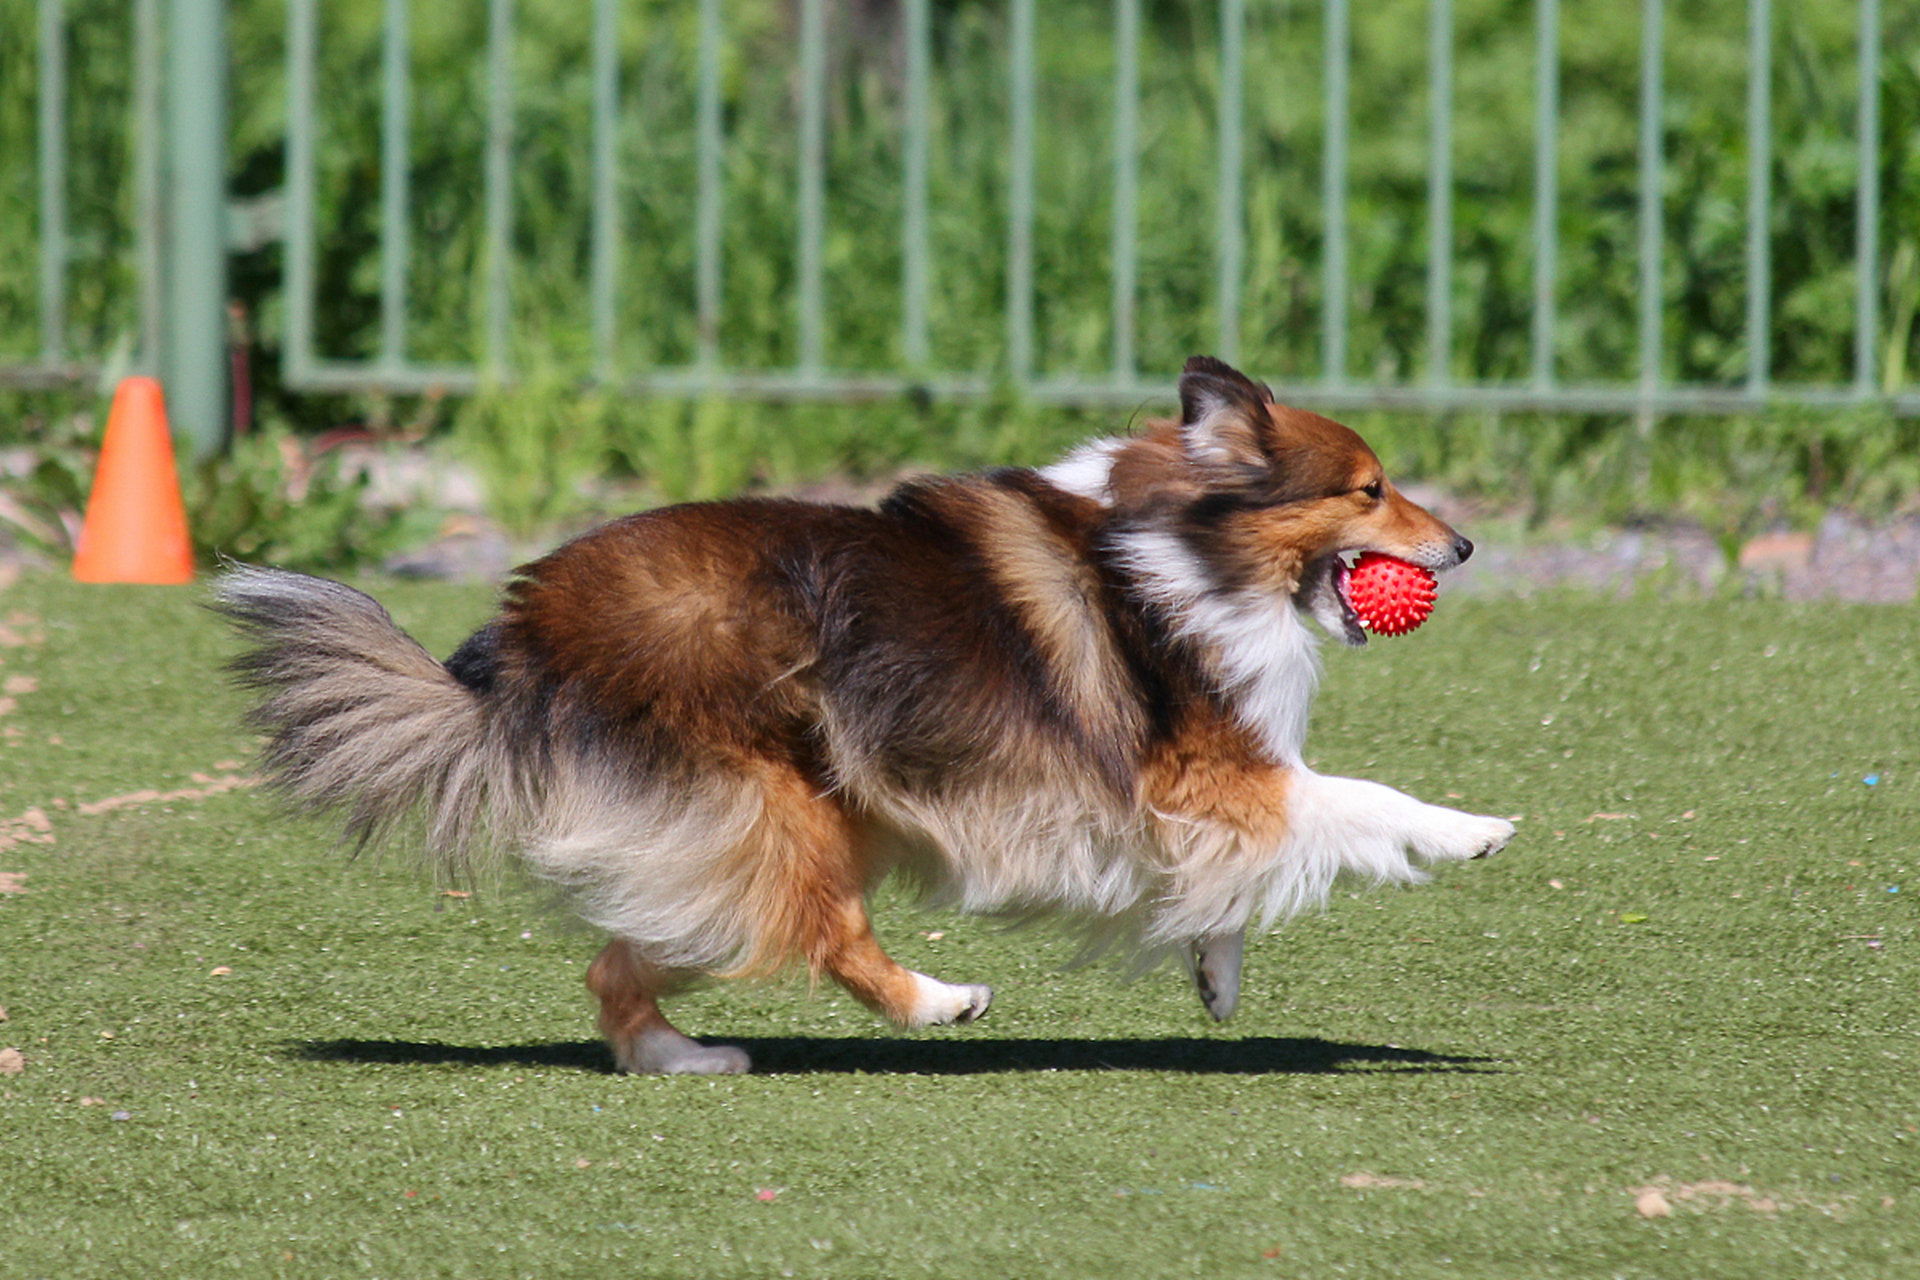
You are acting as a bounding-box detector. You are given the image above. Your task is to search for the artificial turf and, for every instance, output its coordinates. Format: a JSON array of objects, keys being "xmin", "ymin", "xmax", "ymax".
[{"xmin": 0, "ymin": 575, "xmax": 1914, "ymax": 1278}]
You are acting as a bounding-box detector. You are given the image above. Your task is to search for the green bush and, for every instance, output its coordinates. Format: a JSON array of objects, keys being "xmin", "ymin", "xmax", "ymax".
[
  {"xmin": 4, "ymin": 0, "xmax": 1920, "ymax": 564},
  {"xmin": 185, "ymin": 426, "xmax": 420, "ymax": 572},
  {"xmin": 5, "ymin": 0, "xmax": 1915, "ymax": 393}
]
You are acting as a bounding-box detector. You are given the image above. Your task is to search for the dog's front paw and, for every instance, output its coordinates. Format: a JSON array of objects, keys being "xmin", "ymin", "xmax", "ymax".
[
  {"xmin": 1415, "ymin": 810, "xmax": 1516, "ymax": 863},
  {"xmin": 1192, "ymin": 930, "xmax": 1245, "ymax": 1023},
  {"xmin": 1470, "ymin": 817, "xmax": 1516, "ymax": 859}
]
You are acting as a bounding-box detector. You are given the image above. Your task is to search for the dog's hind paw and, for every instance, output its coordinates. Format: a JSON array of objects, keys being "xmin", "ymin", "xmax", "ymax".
[
  {"xmin": 953, "ymin": 984, "xmax": 994, "ymax": 1024},
  {"xmin": 617, "ymin": 1026, "xmax": 753, "ymax": 1075},
  {"xmin": 906, "ymin": 972, "xmax": 994, "ymax": 1027}
]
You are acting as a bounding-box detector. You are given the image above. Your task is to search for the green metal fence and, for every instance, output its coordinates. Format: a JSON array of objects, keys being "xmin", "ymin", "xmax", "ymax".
[
  {"xmin": 6, "ymin": 0, "xmax": 1917, "ymax": 459},
  {"xmin": 9, "ymin": 0, "xmax": 229, "ymax": 458}
]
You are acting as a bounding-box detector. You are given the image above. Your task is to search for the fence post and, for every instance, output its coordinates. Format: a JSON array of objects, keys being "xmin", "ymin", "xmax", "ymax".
[{"xmin": 163, "ymin": 0, "xmax": 228, "ymax": 460}]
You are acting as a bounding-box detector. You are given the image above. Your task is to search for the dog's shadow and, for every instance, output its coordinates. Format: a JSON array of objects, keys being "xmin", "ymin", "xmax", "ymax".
[{"xmin": 296, "ymin": 1034, "xmax": 1497, "ymax": 1076}]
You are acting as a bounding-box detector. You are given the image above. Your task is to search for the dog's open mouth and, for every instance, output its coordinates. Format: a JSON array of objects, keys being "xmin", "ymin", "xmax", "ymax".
[{"xmin": 1297, "ymin": 553, "xmax": 1367, "ymax": 647}]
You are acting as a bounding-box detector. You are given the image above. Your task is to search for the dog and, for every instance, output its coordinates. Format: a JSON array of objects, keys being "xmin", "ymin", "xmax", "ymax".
[{"xmin": 214, "ymin": 356, "xmax": 1514, "ymax": 1075}]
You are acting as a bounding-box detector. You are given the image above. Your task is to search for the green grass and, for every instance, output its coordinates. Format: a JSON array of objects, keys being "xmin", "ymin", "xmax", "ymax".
[{"xmin": 2, "ymin": 576, "xmax": 1917, "ymax": 1278}]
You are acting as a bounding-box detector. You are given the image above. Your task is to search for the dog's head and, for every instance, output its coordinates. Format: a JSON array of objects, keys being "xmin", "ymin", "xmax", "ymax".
[{"xmin": 1082, "ymin": 356, "xmax": 1471, "ymax": 647}]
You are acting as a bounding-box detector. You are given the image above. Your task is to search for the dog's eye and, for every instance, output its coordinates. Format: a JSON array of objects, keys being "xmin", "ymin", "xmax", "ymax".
[{"xmin": 1360, "ymin": 480, "xmax": 1384, "ymax": 501}]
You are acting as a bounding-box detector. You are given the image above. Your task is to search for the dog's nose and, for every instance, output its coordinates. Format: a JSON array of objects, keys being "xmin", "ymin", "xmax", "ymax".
[{"xmin": 1453, "ymin": 535, "xmax": 1474, "ymax": 564}]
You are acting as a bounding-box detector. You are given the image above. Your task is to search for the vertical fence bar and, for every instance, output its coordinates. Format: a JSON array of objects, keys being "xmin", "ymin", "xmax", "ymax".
[
  {"xmin": 1530, "ymin": 0, "xmax": 1559, "ymax": 388},
  {"xmin": 38, "ymin": 0, "xmax": 66, "ymax": 364},
  {"xmin": 1745, "ymin": 0, "xmax": 1771, "ymax": 397},
  {"xmin": 1323, "ymin": 0, "xmax": 1350, "ymax": 385},
  {"xmin": 1216, "ymin": 0, "xmax": 1244, "ymax": 366},
  {"xmin": 591, "ymin": 0, "xmax": 618, "ymax": 381},
  {"xmin": 1636, "ymin": 0, "xmax": 1663, "ymax": 400},
  {"xmin": 165, "ymin": 0, "xmax": 229, "ymax": 458},
  {"xmin": 695, "ymin": 0, "xmax": 723, "ymax": 369},
  {"xmin": 135, "ymin": 0, "xmax": 162, "ymax": 372},
  {"xmin": 379, "ymin": 0, "xmax": 409, "ymax": 370},
  {"xmin": 1426, "ymin": 0, "xmax": 1454, "ymax": 386},
  {"xmin": 797, "ymin": 0, "xmax": 827, "ymax": 377},
  {"xmin": 285, "ymin": 0, "xmax": 317, "ymax": 381},
  {"xmin": 484, "ymin": 0, "xmax": 513, "ymax": 378},
  {"xmin": 902, "ymin": 0, "xmax": 931, "ymax": 367},
  {"xmin": 1854, "ymin": 0, "xmax": 1881, "ymax": 394},
  {"xmin": 1111, "ymin": 0, "xmax": 1139, "ymax": 380},
  {"xmin": 1008, "ymin": 0, "xmax": 1035, "ymax": 385}
]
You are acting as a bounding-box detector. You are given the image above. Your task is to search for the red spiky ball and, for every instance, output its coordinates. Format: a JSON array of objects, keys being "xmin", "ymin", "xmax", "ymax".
[{"xmin": 1347, "ymin": 552, "xmax": 1438, "ymax": 636}]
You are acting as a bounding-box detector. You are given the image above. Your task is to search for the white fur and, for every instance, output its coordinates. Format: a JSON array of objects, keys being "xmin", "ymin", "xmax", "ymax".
[
  {"xmin": 1130, "ymin": 771, "xmax": 1513, "ymax": 952},
  {"xmin": 1114, "ymin": 527, "xmax": 1322, "ymax": 764},
  {"xmin": 518, "ymin": 760, "xmax": 767, "ymax": 972},
  {"xmin": 1181, "ymin": 415, "xmax": 1241, "ymax": 472},
  {"xmin": 1037, "ymin": 438, "xmax": 1123, "ymax": 503},
  {"xmin": 1251, "ymin": 771, "xmax": 1513, "ymax": 929},
  {"xmin": 904, "ymin": 972, "xmax": 994, "ymax": 1026}
]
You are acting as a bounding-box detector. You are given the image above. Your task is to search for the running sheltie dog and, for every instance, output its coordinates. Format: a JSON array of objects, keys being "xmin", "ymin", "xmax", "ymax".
[{"xmin": 215, "ymin": 356, "xmax": 1513, "ymax": 1074}]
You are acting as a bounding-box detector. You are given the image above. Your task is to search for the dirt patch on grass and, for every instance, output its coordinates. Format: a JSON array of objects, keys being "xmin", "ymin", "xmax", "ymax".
[
  {"xmin": 1441, "ymin": 509, "xmax": 1920, "ymax": 604},
  {"xmin": 1339, "ymin": 1171, "xmax": 1430, "ymax": 1191},
  {"xmin": 1, "ymin": 768, "xmax": 259, "ymax": 859},
  {"xmin": 0, "ymin": 808, "xmax": 53, "ymax": 854},
  {"xmin": 1632, "ymin": 1176, "xmax": 1852, "ymax": 1219},
  {"xmin": 75, "ymin": 771, "xmax": 259, "ymax": 818}
]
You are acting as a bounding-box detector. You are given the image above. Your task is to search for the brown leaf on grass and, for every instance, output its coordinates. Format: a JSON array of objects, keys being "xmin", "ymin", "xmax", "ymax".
[
  {"xmin": 0, "ymin": 872, "xmax": 25, "ymax": 894},
  {"xmin": 1635, "ymin": 1188, "xmax": 1672, "ymax": 1218},
  {"xmin": 0, "ymin": 1047, "xmax": 23, "ymax": 1076}
]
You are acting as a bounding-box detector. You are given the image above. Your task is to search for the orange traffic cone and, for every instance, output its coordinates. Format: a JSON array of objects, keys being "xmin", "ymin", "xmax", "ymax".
[{"xmin": 71, "ymin": 376, "xmax": 195, "ymax": 584}]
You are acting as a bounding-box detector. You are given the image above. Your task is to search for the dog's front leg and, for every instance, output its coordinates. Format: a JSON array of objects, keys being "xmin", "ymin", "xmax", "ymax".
[
  {"xmin": 1292, "ymin": 772, "xmax": 1515, "ymax": 867},
  {"xmin": 1190, "ymin": 927, "xmax": 1245, "ymax": 1022}
]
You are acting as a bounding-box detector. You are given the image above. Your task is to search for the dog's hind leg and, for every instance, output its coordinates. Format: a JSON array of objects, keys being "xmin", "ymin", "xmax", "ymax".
[
  {"xmin": 1190, "ymin": 927, "xmax": 1245, "ymax": 1022},
  {"xmin": 586, "ymin": 938, "xmax": 752, "ymax": 1075},
  {"xmin": 749, "ymin": 774, "xmax": 992, "ymax": 1029},
  {"xmin": 814, "ymin": 895, "xmax": 994, "ymax": 1028}
]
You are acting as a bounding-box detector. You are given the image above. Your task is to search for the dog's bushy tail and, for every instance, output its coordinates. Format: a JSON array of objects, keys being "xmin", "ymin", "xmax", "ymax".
[{"xmin": 211, "ymin": 564, "xmax": 518, "ymax": 877}]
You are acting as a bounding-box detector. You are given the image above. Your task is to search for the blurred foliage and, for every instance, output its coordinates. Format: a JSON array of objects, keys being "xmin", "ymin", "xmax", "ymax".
[
  {"xmin": 6, "ymin": 0, "xmax": 1917, "ymax": 391},
  {"xmin": 3, "ymin": 0, "xmax": 1919, "ymax": 566},
  {"xmin": 0, "ymin": 391, "xmax": 420, "ymax": 573},
  {"xmin": 182, "ymin": 426, "xmax": 422, "ymax": 572},
  {"xmin": 452, "ymin": 371, "xmax": 612, "ymax": 538}
]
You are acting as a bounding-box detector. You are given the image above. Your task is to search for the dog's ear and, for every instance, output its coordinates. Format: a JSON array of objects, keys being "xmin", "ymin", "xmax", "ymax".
[{"xmin": 1179, "ymin": 356, "xmax": 1274, "ymax": 475}]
